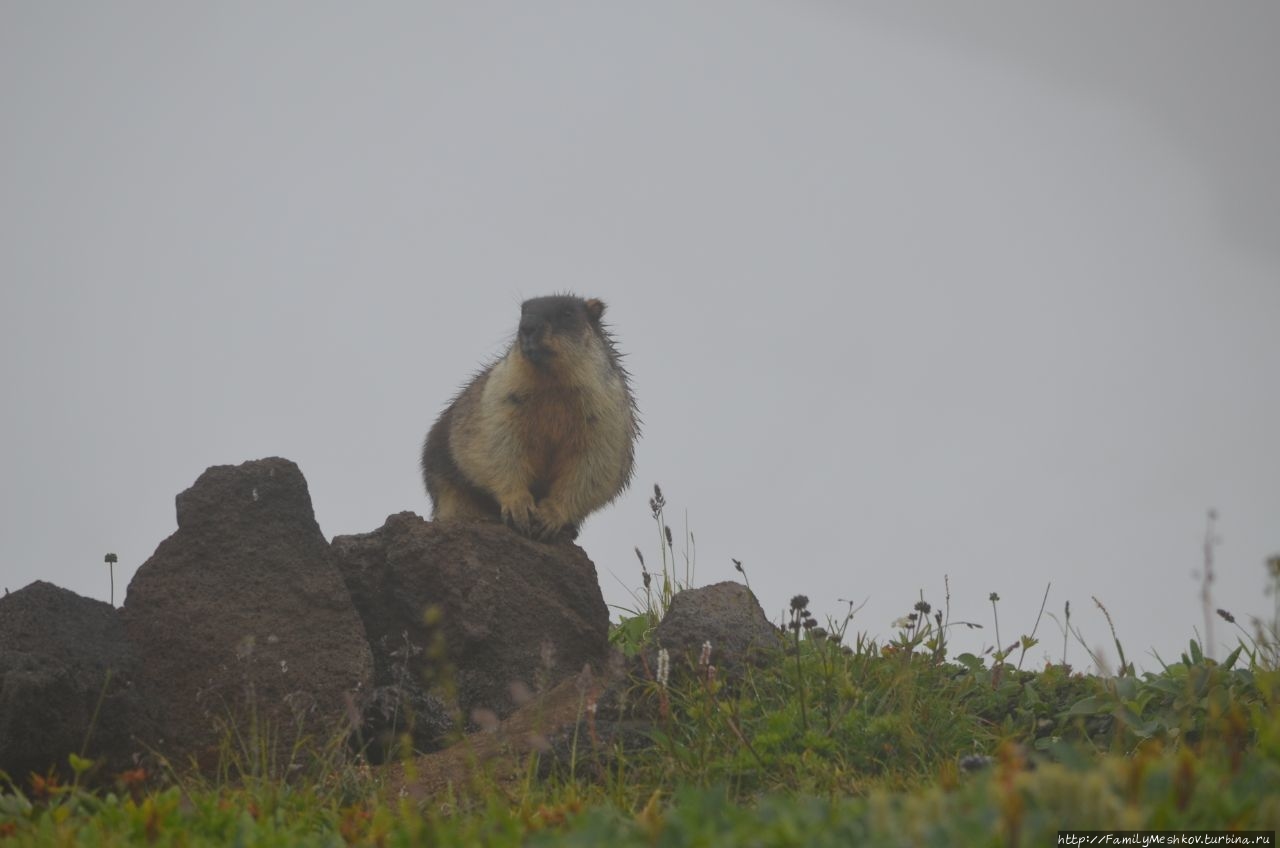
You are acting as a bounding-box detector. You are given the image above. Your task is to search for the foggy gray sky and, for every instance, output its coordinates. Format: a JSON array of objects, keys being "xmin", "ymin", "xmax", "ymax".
[{"xmin": 3, "ymin": 3, "xmax": 1278, "ymax": 671}]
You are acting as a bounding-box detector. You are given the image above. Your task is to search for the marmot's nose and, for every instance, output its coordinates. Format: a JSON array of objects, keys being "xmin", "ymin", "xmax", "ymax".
[
  {"xmin": 518, "ymin": 318, "xmax": 542, "ymax": 343},
  {"xmin": 518, "ymin": 318, "xmax": 548, "ymax": 360}
]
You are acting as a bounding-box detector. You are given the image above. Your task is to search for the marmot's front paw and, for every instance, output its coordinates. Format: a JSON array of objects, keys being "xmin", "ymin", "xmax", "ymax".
[
  {"xmin": 530, "ymin": 520, "xmax": 564, "ymax": 542},
  {"xmin": 500, "ymin": 491, "xmax": 538, "ymax": 536},
  {"xmin": 528, "ymin": 503, "xmax": 573, "ymax": 542},
  {"xmin": 542, "ymin": 524, "xmax": 579, "ymax": 543}
]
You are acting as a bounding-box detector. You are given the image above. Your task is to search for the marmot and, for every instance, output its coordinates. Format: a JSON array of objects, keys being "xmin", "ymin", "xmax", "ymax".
[{"xmin": 421, "ymin": 295, "xmax": 639, "ymax": 541}]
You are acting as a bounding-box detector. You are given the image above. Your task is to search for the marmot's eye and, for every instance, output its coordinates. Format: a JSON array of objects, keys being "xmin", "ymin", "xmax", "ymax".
[{"xmin": 561, "ymin": 308, "xmax": 575, "ymax": 319}]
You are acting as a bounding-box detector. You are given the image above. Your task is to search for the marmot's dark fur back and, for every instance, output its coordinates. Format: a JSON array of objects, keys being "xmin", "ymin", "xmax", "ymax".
[{"xmin": 421, "ymin": 295, "xmax": 639, "ymax": 540}]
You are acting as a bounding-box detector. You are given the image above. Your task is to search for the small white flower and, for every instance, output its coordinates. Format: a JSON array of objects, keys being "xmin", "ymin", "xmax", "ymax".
[
  {"xmin": 698, "ymin": 641, "xmax": 712, "ymax": 668},
  {"xmin": 892, "ymin": 616, "xmax": 912, "ymax": 629},
  {"xmin": 656, "ymin": 648, "xmax": 670, "ymax": 688},
  {"xmin": 280, "ymin": 660, "xmax": 288, "ymax": 673}
]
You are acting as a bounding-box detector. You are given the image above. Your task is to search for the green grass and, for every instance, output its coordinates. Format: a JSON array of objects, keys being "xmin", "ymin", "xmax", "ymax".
[
  {"xmin": 4, "ymin": 608, "xmax": 1278, "ymax": 845},
  {"xmin": 5, "ymin": 503, "xmax": 1278, "ymax": 846}
]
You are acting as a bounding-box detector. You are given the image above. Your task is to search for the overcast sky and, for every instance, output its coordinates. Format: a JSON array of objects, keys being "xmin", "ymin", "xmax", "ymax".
[{"xmin": 3, "ymin": 3, "xmax": 1277, "ymax": 672}]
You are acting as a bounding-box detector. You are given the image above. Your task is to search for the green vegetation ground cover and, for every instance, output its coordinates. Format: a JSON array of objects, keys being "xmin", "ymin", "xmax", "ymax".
[
  {"xmin": 5, "ymin": 496, "xmax": 1277, "ymax": 846},
  {"xmin": 4, "ymin": 602, "xmax": 1277, "ymax": 846}
]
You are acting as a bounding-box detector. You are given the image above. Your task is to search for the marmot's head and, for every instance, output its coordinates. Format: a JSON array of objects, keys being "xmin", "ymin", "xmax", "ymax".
[{"xmin": 517, "ymin": 295, "xmax": 606, "ymax": 368}]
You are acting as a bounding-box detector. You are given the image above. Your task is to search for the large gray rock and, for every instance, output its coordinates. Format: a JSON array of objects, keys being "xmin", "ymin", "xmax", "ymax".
[
  {"xmin": 120, "ymin": 458, "xmax": 373, "ymax": 772},
  {"xmin": 0, "ymin": 581, "xmax": 148, "ymax": 784},
  {"xmin": 332, "ymin": 513, "xmax": 611, "ymax": 752}
]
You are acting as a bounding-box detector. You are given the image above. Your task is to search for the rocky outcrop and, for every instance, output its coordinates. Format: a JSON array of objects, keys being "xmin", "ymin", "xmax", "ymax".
[
  {"xmin": 120, "ymin": 458, "xmax": 373, "ymax": 772},
  {"xmin": 3, "ymin": 456, "xmax": 629, "ymax": 780},
  {"xmin": 333, "ymin": 513, "xmax": 611, "ymax": 753},
  {"xmin": 0, "ymin": 581, "xmax": 149, "ymax": 784}
]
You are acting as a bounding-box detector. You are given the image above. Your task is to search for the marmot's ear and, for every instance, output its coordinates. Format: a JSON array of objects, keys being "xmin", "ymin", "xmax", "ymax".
[{"xmin": 585, "ymin": 299, "xmax": 606, "ymax": 322}]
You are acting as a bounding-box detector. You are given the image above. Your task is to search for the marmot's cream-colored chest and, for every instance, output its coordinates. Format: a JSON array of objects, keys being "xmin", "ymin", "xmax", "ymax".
[{"xmin": 421, "ymin": 295, "xmax": 639, "ymax": 541}]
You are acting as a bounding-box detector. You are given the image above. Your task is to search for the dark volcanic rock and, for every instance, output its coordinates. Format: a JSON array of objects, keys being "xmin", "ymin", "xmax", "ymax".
[
  {"xmin": 120, "ymin": 458, "xmax": 373, "ymax": 770},
  {"xmin": 651, "ymin": 581, "xmax": 781, "ymax": 677},
  {"xmin": 351, "ymin": 629, "xmax": 454, "ymax": 763},
  {"xmin": 0, "ymin": 581, "xmax": 149, "ymax": 784},
  {"xmin": 332, "ymin": 513, "xmax": 611, "ymax": 752}
]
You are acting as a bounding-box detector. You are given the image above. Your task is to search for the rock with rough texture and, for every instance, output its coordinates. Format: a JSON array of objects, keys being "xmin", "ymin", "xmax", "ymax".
[
  {"xmin": 120, "ymin": 458, "xmax": 373, "ymax": 771},
  {"xmin": 0, "ymin": 581, "xmax": 149, "ymax": 784},
  {"xmin": 332, "ymin": 513, "xmax": 611, "ymax": 745},
  {"xmin": 650, "ymin": 581, "xmax": 781, "ymax": 677}
]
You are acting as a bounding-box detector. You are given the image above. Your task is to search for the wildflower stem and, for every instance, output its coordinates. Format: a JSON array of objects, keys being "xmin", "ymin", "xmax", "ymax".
[
  {"xmin": 104, "ymin": 552, "xmax": 118, "ymax": 607},
  {"xmin": 989, "ymin": 592, "xmax": 1002, "ymax": 663},
  {"xmin": 1017, "ymin": 583, "xmax": 1051, "ymax": 671},
  {"xmin": 1201, "ymin": 509, "xmax": 1219, "ymax": 661},
  {"xmin": 1062, "ymin": 600, "xmax": 1071, "ymax": 667},
  {"xmin": 789, "ymin": 596, "xmax": 811, "ymax": 732}
]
